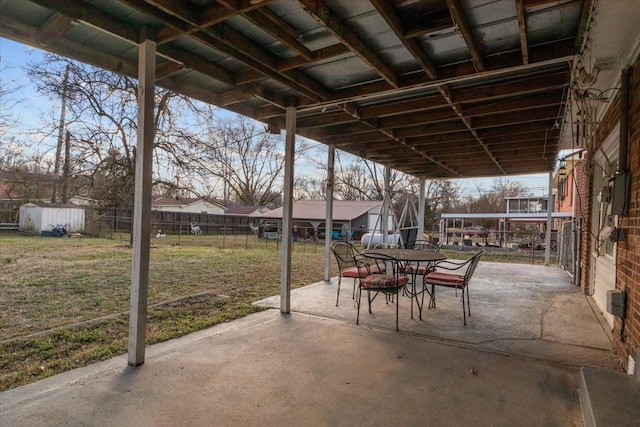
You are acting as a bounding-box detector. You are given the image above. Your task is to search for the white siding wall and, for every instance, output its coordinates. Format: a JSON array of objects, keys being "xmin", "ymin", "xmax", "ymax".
[
  {"xmin": 19, "ymin": 204, "xmax": 85, "ymax": 233},
  {"xmin": 19, "ymin": 204, "xmax": 41, "ymax": 233},
  {"xmin": 41, "ymin": 207, "xmax": 85, "ymax": 232}
]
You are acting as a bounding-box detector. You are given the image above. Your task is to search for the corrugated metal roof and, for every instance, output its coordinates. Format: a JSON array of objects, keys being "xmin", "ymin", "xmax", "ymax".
[
  {"xmin": 225, "ymin": 205, "xmax": 270, "ymax": 215},
  {"xmin": 258, "ymin": 200, "xmax": 382, "ymax": 221},
  {"xmin": 152, "ymin": 197, "xmax": 225, "ymax": 209},
  {"xmin": 0, "ymin": 0, "xmax": 593, "ymax": 178}
]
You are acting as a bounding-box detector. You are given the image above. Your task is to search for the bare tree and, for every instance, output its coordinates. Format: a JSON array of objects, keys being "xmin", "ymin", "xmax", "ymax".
[
  {"xmin": 294, "ymin": 175, "xmax": 326, "ymax": 201},
  {"xmin": 462, "ymin": 177, "xmax": 531, "ymax": 214},
  {"xmin": 324, "ymin": 151, "xmax": 409, "ymax": 201},
  {"xmin": 299, "ymin": 146, "xmax": 463, "ymax": 231},
  {"xmin": 193, "ymin": 115, "xmax": 307, "ymax": 207},
  {"xmin": 0, "ymin": 63, "xmax": 24, "ymax": 139},
  {"xmin": 26, "ymin": 54, "xmax": 220, "ymax": 207}
]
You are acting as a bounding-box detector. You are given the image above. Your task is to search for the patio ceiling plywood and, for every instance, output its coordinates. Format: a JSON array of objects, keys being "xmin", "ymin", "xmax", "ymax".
[{"xmin": 0, "ymin": 0, "xmax": 588, "ymax": 179}]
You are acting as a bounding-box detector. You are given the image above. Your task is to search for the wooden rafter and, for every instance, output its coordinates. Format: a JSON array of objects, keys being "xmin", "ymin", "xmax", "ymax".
[
  {"xmin": 516, "ymin": 0, "xmax": 529, "ymax": 64},
  {"xmin": 369, "ymin": 0, "xmax": 437, "ymax": 79},
  {"xmin": 445, "ymin": 0, "xmax": 485, "ymax": 72},
  {"xmin": 243, "ymin": 9, "xmax": 313, "ymax": 60},
  {"xmin": 298, "ymin": 0, "xmax": 399, "ymax": 88},
  {"xmin": 121, "ymin": 0, "xmax": 330, "ymax": 102},
  {"xmin": 329, "ymin": 39, "xmax": 574, "ymax": 104},
  {"xmin": 403, "ymin": 9, "xmax": 452, "ymax": 39},
  {"xmin": 37, "ymin": 13, "xmax": 74, "ymax": 45},
  {"xmin": 438, "ymin": 85, "xmax": 505, "ymax": 174},
  {"xmin": 1, "ymin": 0, "xmax": 582, "ymax": 179}
]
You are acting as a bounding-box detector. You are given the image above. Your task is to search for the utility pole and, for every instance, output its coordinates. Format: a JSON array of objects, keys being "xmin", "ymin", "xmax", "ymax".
[
  {"xmin": 52, "ymin": 64, "xmax": 70, "ymax": 203},
  {"xmin": 61, "ymin": 130, "xmax": 71, "ymax": 203}
]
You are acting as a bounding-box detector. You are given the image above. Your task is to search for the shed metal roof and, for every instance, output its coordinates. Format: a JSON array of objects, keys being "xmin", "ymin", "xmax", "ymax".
[
  {"xmin": 0, "ymin": 0, "xmax": 591, "ymax": 178},
  {"xmin": 259, "ymin": 199, "xmax": 382, "ymax": 221}
]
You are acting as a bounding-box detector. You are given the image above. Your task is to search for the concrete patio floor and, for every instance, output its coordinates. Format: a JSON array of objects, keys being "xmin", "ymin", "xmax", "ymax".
[
  {"xmin": 257, "ymin": 261, "xmax": 618, "ymax": 369},
  {"xmin": 1, "ymin": 261, "xmax": 621, "ymax": 426}
]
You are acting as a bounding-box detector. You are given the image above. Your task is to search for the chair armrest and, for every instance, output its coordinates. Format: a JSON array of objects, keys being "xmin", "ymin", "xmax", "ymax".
[
  {"xmin": 354, "ymin": 254, "xmax": 373, "ymax": 275},
  {"xmin": 432, "ymin": 259, "xmax": 469, "ymax": 272},
  {"xmin": 359, "ymin": 253, "xmax": 387, "ymax": 271},
  {"xmin": 433, "ymin": 250, "xmax": 484, "ymax": 272}
]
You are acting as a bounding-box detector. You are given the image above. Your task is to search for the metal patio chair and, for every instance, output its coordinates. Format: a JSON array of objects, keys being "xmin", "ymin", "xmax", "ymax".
[
  {"xmin": 423, "ymin": 250, "xmax": 484, "ymax": 325},
  {"xmin": 331, "ymin": 241, "xmax": 384, "ymax": 306},
  {"xmin": 403, "ymin": 240, "xmax": 440, "ymax": 275},
  {"xmin": 355, "ymin": 252, "xmax": 409, "ymax": 331}
]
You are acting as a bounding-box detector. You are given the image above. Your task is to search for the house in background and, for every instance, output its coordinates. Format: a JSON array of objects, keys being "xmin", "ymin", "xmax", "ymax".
[
  {"xmin": 440, "ymin": 195, "xmax": 572, "ymax": 247},
  {"xmin": 257, "ymin": 200, "xmax": 391, "ymax": 241},
  {"xmin": 0, "ymin": 170, "xmax": 92, "ymax": 222},
  {"xmin": 224, "ymin": 204, "xmax": 270, "ymax": 217},
  {"xmin": 551, "ymin": 152, "xmax": 586, "ymax": 283},
  {"xmin": 553, "ymin": 152, "xmax": 586, "ymax": 221},
  {"xmin": 151, "ymin": 197, "xmax": 226, "ymax": 215}
]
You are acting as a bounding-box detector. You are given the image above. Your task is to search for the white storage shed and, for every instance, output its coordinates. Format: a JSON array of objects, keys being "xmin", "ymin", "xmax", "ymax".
[{"xmin": 19, "ymin": 202, "xmax": 86, "ymax": 234}]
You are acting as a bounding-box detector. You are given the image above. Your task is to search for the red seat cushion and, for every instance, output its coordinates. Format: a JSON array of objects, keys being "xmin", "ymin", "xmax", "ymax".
[
  {"xmin": 341, "ymin": 263, "xmax": 384, "ymax": 278},
  {"xmin": 404, "ymin": 265, "xmax": 434, "ymax": 275},
  {"xmin": 424, "ymin": 271, "xmax": 465, "ymax": 288},
  {"xmin": 362, "ymin": 274, "xmax": 409, "ymax": 289}
]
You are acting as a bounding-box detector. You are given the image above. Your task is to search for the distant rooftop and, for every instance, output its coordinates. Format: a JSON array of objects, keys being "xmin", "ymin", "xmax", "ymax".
[{"xmin": 259, "ymin": 200, "xmax": 382, "ymax": 222}]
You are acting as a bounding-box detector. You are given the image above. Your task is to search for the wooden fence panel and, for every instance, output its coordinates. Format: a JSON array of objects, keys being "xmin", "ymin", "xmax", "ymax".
[{"xmin": 97, "ymin": 207, "xmax": 253, "ymax": 236}]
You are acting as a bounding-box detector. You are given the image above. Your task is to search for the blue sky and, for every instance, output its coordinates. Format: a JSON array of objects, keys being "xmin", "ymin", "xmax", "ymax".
[
  {"xmin": 1, "ymin": 38, "xmax": 48, "ymax": 117},
  {"xmin": 0, "ymin": 37, "xmax": 551, "ymax": 196}
]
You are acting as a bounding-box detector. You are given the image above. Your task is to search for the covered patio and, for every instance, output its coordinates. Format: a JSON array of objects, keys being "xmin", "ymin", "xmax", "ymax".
[
  {"xmin": 2, "ymin": 1, "xmax": 639, "ymax": 424},
  {"xmin": 0, "ymin": 0, "xmax": 599, "ymax": 365},
  {"xmin": 1, "ymin": 261, "xmax": 621, "ymax": 426}
]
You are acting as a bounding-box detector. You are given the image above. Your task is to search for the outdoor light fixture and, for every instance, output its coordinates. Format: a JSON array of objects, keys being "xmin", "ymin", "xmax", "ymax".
[{"xmin": 558, "ymin": 158, "xmax": 567, "ymax": 177}]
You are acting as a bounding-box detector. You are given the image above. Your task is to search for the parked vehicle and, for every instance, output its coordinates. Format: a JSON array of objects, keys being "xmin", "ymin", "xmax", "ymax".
[
  {"xmin": 259, "ymin": 222, "xmax": 281, "ymax": 239},
  {"xmin": 463, "ymin": 226, "xmax": 489, "ymax": 237}
]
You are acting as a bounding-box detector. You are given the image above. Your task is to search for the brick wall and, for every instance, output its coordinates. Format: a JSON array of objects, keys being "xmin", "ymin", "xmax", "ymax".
[
  {"xmin": 584, "ymin": 54, "xmax": 640, "ymax": 369},
  {"xmin": 573, "ymin": 158, "xmax": 590, "ymax": 292},
  {"xmin": 614, "ymin": 56, "xmax": 640, "ymax": 367}
]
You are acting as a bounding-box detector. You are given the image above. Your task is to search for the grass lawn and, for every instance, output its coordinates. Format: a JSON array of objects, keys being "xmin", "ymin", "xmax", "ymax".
[
  {"xmin": 0, "ymin": 232, "xmax": 330, "ymax": 391},
  {"xmin": 0, "ymin": 232, "xmax": 555, "ymax": 391}
]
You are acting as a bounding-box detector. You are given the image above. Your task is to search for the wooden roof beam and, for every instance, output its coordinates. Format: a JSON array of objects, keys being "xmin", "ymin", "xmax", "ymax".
[
  {"xmin": 516, "ymin": 0, "xmax": 529, "ymax": 64},
  {"xmin": 277, "ymin": 43, "xmax": 350, "ymax": 72},
  {"xmin": 370, "ymin": 0, "xmax": 438, "ymax": 79},
  {"xmin": 120, "ymin": 0, "xmax": 194, "ymax": 43},
  {"xmin": 412, "ymin": 129, "xmax": 559, "ymax": 148},
  {"xmin": 403, "ymin": 9, "xmax": 452, "ymax": 39},
  {"xmin": 353, "ymin": 70, "xmax": 568, "ymax": 121},
  {"xmin": 32, "ymin": 0, "xmax": 138, "ymax": 43},
  {"xmin": 37, "ymin": 13, "xmax": 74, "ymax": 45},
  {"xmin": 454, "ymin": 70, "xmax": 569, "ymax": 103},
  {"xmin": 417, "ymin": 138, "xmax": 557, "ymax": 156},
  {"xmin": 446, "ymin": 0, "xmax": 485, "ymax": 72},
  {"xmin": 197, "ymin": 25, "xmax": 328, "ymax": 100},
  {"xmin": 472, "ymin": 106, "xmax": 561, "ymax": 129},
  {"xmin": 369, "ymin": 89, "xmax": 564, "ymax": 132},
  {"xmin": 298, "ymin": 0, "xmax": 399, "ymax": 88},
  {"xmin": 156, "ymin": 44, "xmax": 236, "ymax": 86},
  {"xmin": 146, "ymin": 0, "xmax": 201, "ymax": 25},
  {"xmin": 461, "ymin": 90, "xmax": 565, "ymax": 117},
  {"xmin": 122, "ymin": 1, "xmax": 326, "ymax": 103},
  {"xmin": 243, "ymin": 8, "xmax": 313, "ymax": 60},
  {"xmin": 330, "ymin": 39, "xmax": 574, "ymax": 104},
  {"xmin": 438, "ymin": 84, "xmax": 505, "ymax": 174},
  {"xmin": 150, "ymin": 0, "xmax": 274, "ymax": 43}
]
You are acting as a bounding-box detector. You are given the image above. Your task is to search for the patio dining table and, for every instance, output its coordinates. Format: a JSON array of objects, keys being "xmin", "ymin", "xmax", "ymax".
[{"xmin": 363, "ymin": 248, "xmax": 447, "ymax": 320}]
